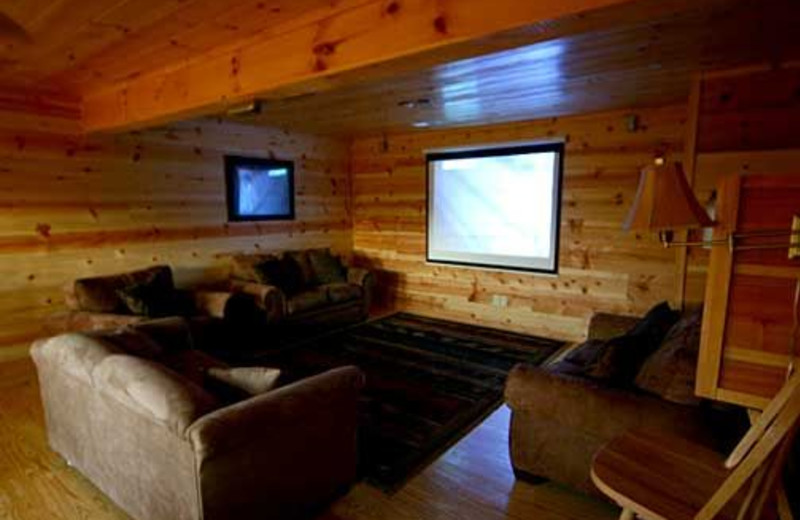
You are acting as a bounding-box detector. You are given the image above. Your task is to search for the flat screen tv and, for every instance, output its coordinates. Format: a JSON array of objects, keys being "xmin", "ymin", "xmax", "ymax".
[{"xmin": 225, "ymin": 155, "xmax": 295, "ymax": 221}]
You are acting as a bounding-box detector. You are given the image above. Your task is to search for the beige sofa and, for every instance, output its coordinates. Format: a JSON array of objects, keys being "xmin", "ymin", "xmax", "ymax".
[
  {"xmin": 31, "ymin": 318, "xmax": 365, "ymax": 520},
  {"xmin": 227, "ymin": 248, "xmax": 375, "ymax": 327},
  {"xmin": 505, "ymin": 312, "xmax": 745, "ymax": 496}
]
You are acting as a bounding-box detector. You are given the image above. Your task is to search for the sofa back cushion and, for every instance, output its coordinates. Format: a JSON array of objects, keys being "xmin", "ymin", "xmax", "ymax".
[
  {"xmin": 73, "ymin": 265, "xmax": 174, "ymax": 313},
  {"xmin": 587, "ymin": 302, "xmax": 679, "ymax": 385},
  {"xmin": 587, "ymin": 313, "xmax": 641, "ymax": 341},
  {"xmin": 635, "ymin": 307, "xmax": 703, "ymax": 405},
  {"xmin": 251, "ymin": 256, "xmax": 304, "ymax": 295},
  {"xmin": 230, "ymin": 253, "xmax": 278, "ymax": 282},
  {"xmin": 549, "ymin": 302, "xmax": 680, "ymax": 388},
  {"xmin": 284, "ymin": 250, "xmax": 316, "ymax": 287},
  {"xmin": 93, "ymin": 354, "xmax": 219, "ymax": 435},
  {"xmin": 308, "ymin": 248, "xmax": 346, "ymax": 285}
]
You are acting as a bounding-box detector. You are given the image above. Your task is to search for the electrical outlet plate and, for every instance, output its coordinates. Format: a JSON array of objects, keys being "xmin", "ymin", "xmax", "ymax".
[
  {"xmin": 789, "ymin": 215, "xmax": 800, "ymax": 260},
  {"xmin": 491, "ymin": 295, "xmax": 509, "ymax": 307}
]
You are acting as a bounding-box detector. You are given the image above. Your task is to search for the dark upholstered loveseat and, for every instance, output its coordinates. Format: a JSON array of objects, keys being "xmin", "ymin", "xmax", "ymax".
[
  {"xmin": 31, "ymin": 318, "xmax": 364, "ymax": 520},
  {"xmin": 505, "ymin": 312, "xmax": 745, "ymax": 496},
  {"xmin": 226, "ymin": 248, "xmax": 374, "ymax": 327},
  {"xmin": 49, "ymin": 265, "xmax": 250, "ymax": 335}
]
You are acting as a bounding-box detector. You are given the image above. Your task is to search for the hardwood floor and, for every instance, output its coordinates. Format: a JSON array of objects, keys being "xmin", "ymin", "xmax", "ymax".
[{"xmin": 0, "ymin": 357, "xmax": 618, "ymax": 520}]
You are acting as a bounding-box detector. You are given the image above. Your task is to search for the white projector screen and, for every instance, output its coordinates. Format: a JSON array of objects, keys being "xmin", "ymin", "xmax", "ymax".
[{"xmin": 426, "ymin": 143, "xmax": 563, "ymax": 273}]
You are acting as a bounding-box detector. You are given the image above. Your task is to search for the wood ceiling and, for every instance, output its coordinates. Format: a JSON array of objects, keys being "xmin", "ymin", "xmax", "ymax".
[
  {"xmin": 0, "ymin": 0, "xmax": 346, "ymax": 94},
  {"xmin": 0, "ymin": 0, "xmax": 797, "ymax": 136},
  {"xmin": 229, "ymin": 0, "xmax": 800, "ymax": 136}
]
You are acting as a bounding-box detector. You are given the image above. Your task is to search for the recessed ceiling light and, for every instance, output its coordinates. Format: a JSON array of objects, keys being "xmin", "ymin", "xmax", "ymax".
[{"xmin": 412, "ymin": 121, "xmax": 431, "ymax": 128}]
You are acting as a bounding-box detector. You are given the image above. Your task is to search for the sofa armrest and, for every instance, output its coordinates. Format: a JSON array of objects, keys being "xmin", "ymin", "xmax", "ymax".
[
  {"xmin": 228, "ymin": 281, "xmax": 285, "ymax": 323},
  {"xmin": 186, "ymin": 366, "xmax": 365, "ymax": 519},
  {"xmin": 505, "ymin": 364, "xmax": 705, "ymax": 440},
  {"xmin": 586, "ymin": 313, "xmax": 640, "ymax": 341},
  {"xmin": 347, "ymin": 267, "xmax": 375, "ymax": 312},
  {"xmin": 190, "ymin": 291, "xmax": 239, "ymax": 319}
]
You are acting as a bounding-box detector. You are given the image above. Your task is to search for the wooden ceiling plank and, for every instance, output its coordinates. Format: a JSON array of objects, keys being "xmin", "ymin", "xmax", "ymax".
[{"xmin": 81, "ymin": 0, "xmax": 637, "ymax": 132}]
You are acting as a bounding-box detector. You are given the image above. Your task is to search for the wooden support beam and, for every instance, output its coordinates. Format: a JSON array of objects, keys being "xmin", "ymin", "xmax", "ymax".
[{"xmin": 82, "ymin": 0, "xmax": 636, "ymax": 133}]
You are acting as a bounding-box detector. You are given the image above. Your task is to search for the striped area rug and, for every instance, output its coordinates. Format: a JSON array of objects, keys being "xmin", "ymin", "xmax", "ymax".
[{"xmin": 269, "ymin": 312, "xmax": 565, "ymax": 491}]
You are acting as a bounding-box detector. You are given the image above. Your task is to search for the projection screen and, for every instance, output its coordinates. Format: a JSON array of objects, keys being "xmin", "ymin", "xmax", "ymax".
[{"xmin": 426, "ymin": 142, "xmax": 564, "ymax": 274}]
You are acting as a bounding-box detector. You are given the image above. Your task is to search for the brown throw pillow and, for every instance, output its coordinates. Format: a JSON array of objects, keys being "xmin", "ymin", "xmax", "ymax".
[
  {"xmin": 278, "ymin": 255, "xmax": 306, "ymax": 295},
  {"xmin": 635, "ymin": 308, "xmax": 703, "ymax": 405},
  {"xmin": 284, "ymin": 251, "xmax": 316, "ymax": 287},
  {"xmin": 588, "ymin": 302, "xmax": 680, "ymax": 386},
  {"xmin": 252, "ymin": 258, "xmax": 285, "ymax": 286},
  {"xmin": 308, "ymin": 248, "xmax": 346, "ymax": 285}
]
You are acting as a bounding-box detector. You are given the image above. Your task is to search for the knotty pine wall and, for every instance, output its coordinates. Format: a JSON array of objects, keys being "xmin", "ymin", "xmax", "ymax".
[
  {"xmin": 0, "ymin": 111, "xmax": 350, "ymax": 361},
  {"xmin": 351, "ymin": 105, "xmax": 688, "ymax": 341},
  {"xmin": 684, "ymin": 66, "xmax": 800, "ymax": 304}
]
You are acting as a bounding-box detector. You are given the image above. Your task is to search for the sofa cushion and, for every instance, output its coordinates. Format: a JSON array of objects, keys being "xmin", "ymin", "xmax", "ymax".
[
  {"xmin": 87, "ymin": 327, "xmax": 165, "ymax": 360},
  {"xmin": 92, "ymin": 354, "xmax": 219, "ymax": 435},
  {"xmin": 162, "ymin": 349, "xmax": 227, "ymax": 388},
  {"xmin": 116, "ymin": 276, "xmax": 191, "ymax": 318},
  {"xmin": 251, "ymin": 256, "xmax": 305, "ymax": 295},
  {"xmin": 284, "ymin": 250, "xmax": 316, "ymax": 287},
  {"xmin": 588, "ymin": 302, "xmax": 679, "ymax": 386},
  {"xmin": 308, "ymin": 248, "xmax": 346, "ymax": 284},
  {"xmin": 208, "ymin": 367, "xmax": 281, "ymax": 395},
  {"xmin": 587, "ymin": 313, "xmax": 642, "ymax": 341},
  {"xmin": 252, "ymin": 257, "xmax": 285, "ymax": 286},
  {"xmin": 73, "ymin": 265, "xmax": 174, "ymax": 313},
  {"xmin": 326, "ymin": 282, "xmax": 363, "ymax": 304},
  {"xmin": 230, "ymin": 254, "xmax": 277, "ymax": 282},
  {"xmin": 286, "ymin": 287, "xmax": 329, "ymax": 314},
  {"xmin": 635, "ymin": 308, "xmax": 703, "ymax": 405},
  {"xmin": 548, "ymin": 302, "xmax": 679, "ymax": 387}
]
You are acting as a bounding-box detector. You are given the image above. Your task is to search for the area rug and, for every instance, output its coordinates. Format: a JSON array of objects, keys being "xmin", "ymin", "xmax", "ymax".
[{"xmin": 266, "ymin": 312, "xmax": 565, "ymax": 491}]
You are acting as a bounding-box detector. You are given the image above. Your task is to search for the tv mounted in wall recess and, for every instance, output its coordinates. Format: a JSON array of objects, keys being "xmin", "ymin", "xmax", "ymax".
[{"xmin": 225, "ymin": 155, "xmax": 295, "ymax": 221}]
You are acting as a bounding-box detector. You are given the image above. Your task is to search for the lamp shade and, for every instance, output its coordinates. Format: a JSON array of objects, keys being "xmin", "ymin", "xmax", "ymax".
[{"xmin": 623, "ymin": 162, "xmax": 713, "ymax": 232}]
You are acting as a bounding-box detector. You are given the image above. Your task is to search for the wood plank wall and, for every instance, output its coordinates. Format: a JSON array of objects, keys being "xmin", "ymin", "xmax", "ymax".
[
  {"xmin": 0, "ymin": 111, "xmax": 350, "ymax": 362},
  {"xmin": 351, "ymin": 105, "xmax": 688, "ymax": 341},
  {"xmin": 684, "ymin": 66, "xmax": 800, "ymax": 304},
  {"xmin": 686, "ymin": 66, "xmax": 800, "ymax": 408}
]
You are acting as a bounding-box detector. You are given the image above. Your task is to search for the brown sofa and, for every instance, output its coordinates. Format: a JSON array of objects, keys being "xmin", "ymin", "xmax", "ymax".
[
  {"xmin": 48, "ymin": 265, "xmax": 253, "ymax": 335},
  {"xmin": 505, "ymin": 312, "xmax": 744, "ymax": 496},
  {"xmin": 227, "ymin": 248, "xmax": 375, "ymax": 327},
  {"xmin": 31, "ymin": 318, "xmax": 365, "ymax": 520}
]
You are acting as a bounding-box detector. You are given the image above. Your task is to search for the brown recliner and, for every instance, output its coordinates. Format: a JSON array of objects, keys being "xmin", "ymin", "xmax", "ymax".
[{"xmin": 31, "ymin": 319, "xmax": 365, "ymax": 520}]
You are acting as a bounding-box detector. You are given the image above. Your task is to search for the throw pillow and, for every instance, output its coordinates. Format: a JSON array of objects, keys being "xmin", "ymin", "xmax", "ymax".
[
  {"xmin": 206, "ymin": 366, "xmax": 282, "ymax": 403},
  {"xmin": 284, "ymin": 251, "xmax": 316, "ymax": 287},
  {"xmin": 588, "ymin": 334, "xmax": 649, "ymax": 385},
  {"xmin": 278, "ymin": 255, "xmax": 306, "ymax": 295},
  {"xmin": 252, "ymin": 257, "xmax": 285, "ymax": 286},
  {"xmin": 588, "ymin": 301, "xmax": 680, "ymax": 386},
  {"xmin": 635, "ymin": 307, "xmax": 703, "ymax": 405},
  {"xmin": 116, "ymin": 271, "xmax": 188, "ymax": 318},
  {"xmin": 117, "ymin": 282, "xmax": 171, "ymax": 317},
  {"xmin": 308, "ymin": 248, "xmax": 346, "ymax": 285},
  {"xmin": 625, "ymin": 301, "xmax": 680, "ymax": 352}
]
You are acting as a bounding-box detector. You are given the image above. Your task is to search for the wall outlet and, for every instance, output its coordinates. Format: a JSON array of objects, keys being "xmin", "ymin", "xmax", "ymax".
[{"xmin": 491, "ymin": 294, "xmax": 509, "ymax": 307}]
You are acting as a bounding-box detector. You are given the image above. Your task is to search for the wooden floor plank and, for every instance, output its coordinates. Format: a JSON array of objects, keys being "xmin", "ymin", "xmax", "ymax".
[{"xmin": 0, "ymin": 358, "xmax": 618, "ymax": 520}]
